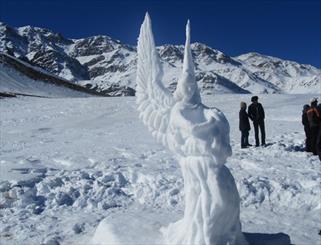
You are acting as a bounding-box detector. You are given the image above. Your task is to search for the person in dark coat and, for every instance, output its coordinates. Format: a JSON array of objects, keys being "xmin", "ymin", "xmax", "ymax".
[
  {"xmin": 307, "ymin": 98, "xmax": 320, "ymax": 155},
  {"xmin": 317, "ymin": 104, "xmax": 321, "ymax": 161},
  {"xmin": 248, "ymin": 96, "xmax": 266, "ymax": 147},
  {"xmin": 239, "ymin": 101, "xmax": 251, "ymax": 148},
  {"xmin": 317, "ymin": 103, "xmax": 321, "ymax": 115},
  {"xmin": 302, "ymin": 104, "xmax": 311, "ymax": 152},
  {"xmin": 317, "ymin": 124, "xmax": 321, "ymax": 161}
]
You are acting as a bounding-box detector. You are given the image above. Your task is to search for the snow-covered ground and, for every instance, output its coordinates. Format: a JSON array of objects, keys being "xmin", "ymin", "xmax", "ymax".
[{"xmin": 0, "ymin": 94, "xmax": 320, "ymax": 245}]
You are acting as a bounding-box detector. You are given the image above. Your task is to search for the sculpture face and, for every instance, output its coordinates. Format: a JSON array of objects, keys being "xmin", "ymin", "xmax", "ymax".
[{"xmin": 136, "ymin": 13, "xmax": 248, "ymax": 245}]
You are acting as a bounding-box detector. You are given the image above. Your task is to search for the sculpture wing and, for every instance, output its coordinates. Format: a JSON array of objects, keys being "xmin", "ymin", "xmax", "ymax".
[{"xmin": 136, "ymin": 13, "xmax": 174, "ymax": 146}]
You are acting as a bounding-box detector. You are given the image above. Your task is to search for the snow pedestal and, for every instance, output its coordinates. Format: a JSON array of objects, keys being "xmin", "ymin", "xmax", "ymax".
[
  {"xmin": 92, "ymin": 214, "xmax": 164, "ymax": 245},
  {"xmin": 92, "ymin": 206, "xmax": 179, "ymax": 245}
]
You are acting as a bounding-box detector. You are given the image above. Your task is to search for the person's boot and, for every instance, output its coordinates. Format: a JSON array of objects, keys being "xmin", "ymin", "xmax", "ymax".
[{"xmin": 245, "ymin": 139, "xmax": 252, "ymax": 147}]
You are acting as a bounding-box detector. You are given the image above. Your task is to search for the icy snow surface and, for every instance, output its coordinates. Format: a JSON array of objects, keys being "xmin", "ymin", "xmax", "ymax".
[{"xmin": 0, "ymin": 95, "xmax": 320, "ymax": 245}]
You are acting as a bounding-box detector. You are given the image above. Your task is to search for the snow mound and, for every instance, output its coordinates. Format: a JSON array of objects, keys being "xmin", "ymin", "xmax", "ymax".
[{"xmin": 92, "ymin": 205, "xmax": 169, "ymax": 245}]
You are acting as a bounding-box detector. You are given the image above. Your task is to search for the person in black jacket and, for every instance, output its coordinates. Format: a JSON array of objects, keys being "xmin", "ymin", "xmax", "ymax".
[
  {"xmin": 302, "ymin": 104, "xmax": 311, "ymax": 152},
  {"xmin": 307, "ymin": 98, "xmax": 320, "ymax": 155},
  {"xmin": 317, "ymin": 125, "xmax": 321, "ymax": 161},
  {"xmin": 248, "ymin": 96, "xmax": 266, "ymax": 147},
  {"xmin": 317, "ymin": 104, "xmax": 321, "ymax": 161},
  {"xmin": 239, "ymin": 101, "xmax": 252, "ymax": 148}
]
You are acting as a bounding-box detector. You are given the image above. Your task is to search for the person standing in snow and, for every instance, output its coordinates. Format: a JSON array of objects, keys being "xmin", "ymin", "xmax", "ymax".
[
  {"xmin": 239, "ymin": 101, "xmax": 251, "ymax": 148},
  {"xmin": 317, "ymin": 123, "xmax": 321, "ymax": 161},
  {"xmin": 315, "ymin": 103, "xmax": 321, "ymax": 161},
  {"xmin": 248, "ymin": 96, "xmax": 266, "ymax": 147},
  {"xmin": 307, "ymin": 98, "xmax": 320, "ymax": 155},
  {"xmin": 302, "ymin": 104, "xmax": 311, "ymax": 152}
]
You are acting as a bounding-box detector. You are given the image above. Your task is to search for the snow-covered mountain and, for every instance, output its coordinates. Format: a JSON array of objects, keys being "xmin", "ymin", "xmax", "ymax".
[
  {"xmin": 0, "ymin": 22, "xmax": 320, "ymax": 95},
  {"xmin": 236, "ymin": 52, "xmax": 321, "ymax": 94}
]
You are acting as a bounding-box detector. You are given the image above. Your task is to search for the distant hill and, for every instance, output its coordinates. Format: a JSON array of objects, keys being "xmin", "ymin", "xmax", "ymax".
[{"xmin": 0, "ymin": 53, "xmax": 104, "ymax": 97}]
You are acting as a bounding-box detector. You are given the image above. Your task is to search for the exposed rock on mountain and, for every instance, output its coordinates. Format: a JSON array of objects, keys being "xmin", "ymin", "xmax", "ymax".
[{"xmin": 30, "ymin": 49, "xmax": 89, "ymax": 81}]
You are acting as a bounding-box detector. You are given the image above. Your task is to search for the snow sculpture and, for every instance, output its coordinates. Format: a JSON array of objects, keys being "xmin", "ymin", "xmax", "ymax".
[{"xmin": 136, "ymin": 13, "xmax": 248, "ymax": 245}]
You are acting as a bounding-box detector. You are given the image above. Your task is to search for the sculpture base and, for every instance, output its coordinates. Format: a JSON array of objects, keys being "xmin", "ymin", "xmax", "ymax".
[
  {"xmin": 92, "ymin": 205, "xmax": 291, "ymax": 245},
  {"xmin": 92, "ymin": 205, "xmax": 180, "ymax": 245}
]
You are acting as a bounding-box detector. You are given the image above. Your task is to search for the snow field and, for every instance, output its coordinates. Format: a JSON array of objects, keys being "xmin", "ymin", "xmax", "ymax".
[{"xmin": 0, "ymin": 95, "xmax": 320, "ymax": 244}]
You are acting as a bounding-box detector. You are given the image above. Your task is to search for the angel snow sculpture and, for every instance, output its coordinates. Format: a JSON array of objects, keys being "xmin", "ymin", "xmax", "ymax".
[{"xmin": 136, "ymin": 13, "xmax": 248, "ymax": 245}]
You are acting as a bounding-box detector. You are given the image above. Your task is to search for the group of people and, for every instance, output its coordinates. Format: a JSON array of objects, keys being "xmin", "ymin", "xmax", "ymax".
[
  {"xmin": 239, "ymin": 96, "xmax": 266, "ymax": 148},
  {"xmin": 302, "ymin": 98, "xmax": 321, "ymax": 159},
  {"xmin": 238, "ymin": 95, "xmax": 321, "ymax": 160}
]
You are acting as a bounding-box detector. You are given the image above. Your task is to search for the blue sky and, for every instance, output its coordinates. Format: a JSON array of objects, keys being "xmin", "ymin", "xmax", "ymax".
[{"xmin": 1, "ymin": 0, "xmax": 320, "ymax": 67}]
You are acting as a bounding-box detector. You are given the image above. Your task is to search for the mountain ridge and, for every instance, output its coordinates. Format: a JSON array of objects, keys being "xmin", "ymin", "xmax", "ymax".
[{"xmin": 0, "ymin": 21, "xmax": 320, "ymax": 96}]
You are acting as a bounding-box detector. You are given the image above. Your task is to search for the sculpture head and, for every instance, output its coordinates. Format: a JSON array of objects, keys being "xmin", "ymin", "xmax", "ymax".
[{"xmin": 174, "ymin": 20, "xmax": 201, "ymax": 105}]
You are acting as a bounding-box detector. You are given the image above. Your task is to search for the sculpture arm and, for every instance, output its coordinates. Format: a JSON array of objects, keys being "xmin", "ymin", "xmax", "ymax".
[
  {"xmin": 175, "ymin": 108, "xmax": 216, "ymax": 137},
  {"xmin": 192, "ymin": 117, "xmax": 216, "ymax": 136}
]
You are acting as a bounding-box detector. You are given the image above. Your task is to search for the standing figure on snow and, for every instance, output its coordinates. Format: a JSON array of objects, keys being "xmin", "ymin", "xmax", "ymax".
[
  {"xmin": 136, "ymin": 13, "xmax": 248, "ymax": 245},
  {"xmin": 239, "ymin": 101, "xmax": 251, "ymax": 148},
  {"xmin": 302, "ymin": 104, "xmax": 311, "ymax": 152},
  {"xmin": 248, "ymin": 96, "xmax": 266, "ymax": 147},
  {"xmin": 317, "ymin": 123, "xmax": 321, "ymax": 161},
  {"xmin": 307, "ymin": 98, "xmax": 320, "ymax": 155},
  {"xmin": 317, "ymin": 104, "xmax": 321, "ymax": 161}
]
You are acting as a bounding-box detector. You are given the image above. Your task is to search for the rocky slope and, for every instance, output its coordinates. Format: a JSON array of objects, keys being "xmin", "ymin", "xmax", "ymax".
[{"xmin": 0, "ymin": 21, "xmax": 319, "ymax": 95}]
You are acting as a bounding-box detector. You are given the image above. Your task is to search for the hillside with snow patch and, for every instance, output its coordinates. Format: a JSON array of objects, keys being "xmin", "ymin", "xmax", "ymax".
[{"xmin": 0, "ymin": 53, "xmax": 101, "ymax": 97}]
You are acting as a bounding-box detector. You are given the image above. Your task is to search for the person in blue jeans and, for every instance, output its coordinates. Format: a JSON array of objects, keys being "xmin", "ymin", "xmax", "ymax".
[{"xmin": 239, "ymin": 101, "xmax": 252, "ymax": 148}]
